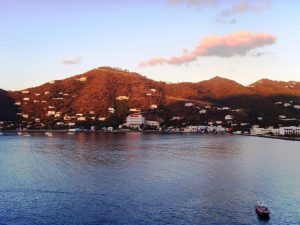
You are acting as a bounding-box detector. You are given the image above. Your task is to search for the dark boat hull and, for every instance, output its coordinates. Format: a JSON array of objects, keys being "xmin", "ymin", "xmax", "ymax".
[{"xmin": 255, "ymin": 208, "xmax": 270, "ymax": 218}]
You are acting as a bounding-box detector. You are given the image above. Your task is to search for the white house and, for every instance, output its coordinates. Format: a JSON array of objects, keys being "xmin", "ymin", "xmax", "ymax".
[
  {"xmin": 126, "ymin": 113, "xmax": 145, "ymax": 127},
  {"xmin": 278, "ymin": 115, "xmax": 286, "ymax": 119},
  {"xmin": 185, "ymin": 103, "xmax": 193, "ymax": 107},
  {"xmin": 77, "ymin": 77, "xmax": 87, "ymax": 82},
  {"xmin": 150, "ymin": 104, "xmax": 158, "ymax": 109},
  {"xmin": 108, "ymin": 108, "xmax": 115, "ymax": 114},
  {"xmin": 49, "ymin": 80, "xmax": 56, "ymax": 84},
  {"xmin": 77, "ymin": 117, "xmax": 86, "ymax": 121},
  {"xmin": 35, "ymin": 93, "xmax": 41, "ymax": 96},
  {"xmin": 23, "ymin": 97, "xmax": 30, "ymax": 101},
  {"xmin": 172, "ymin": 117, "xmax": 182, "ymax": 120},
  {"xmin": 225, "ymin": 115, "xmax": 233, "ymax": 120},
  {"xmin": 116, "ymin": 96, "xmax": 129, "ymax": 100},
  {"xmin": 199, "ymin": 109, "xmax": 207, "ymax": 114},
  {"xmin": 14, "ymin": 102, "xmax": 21, "ymax": 106},
  {"xmin": 294, "ymin": 105, "xmax": 300, "ymax": 109},
  {"xmin": 21, "ymin": 90, "xmax": 29, "ymax": 94},
  {"xmin": 98, "ymin": 117, "xmax": 106, "ymax": 121},
  {"xmin": 146, "ymin": 93, "xmax": 152, "ymax": 96},
  {"xmin": 129, "ymin": 108, "xmax": 140, "ymax": 112},
  {"xmin": 284, "ymin": 102, "xmax": 291, "ymax": 107},
  {"xmin": 47, "ymin": 111, "xmax": 56, "ymax": 116},
  {"xmin": 150, "ymin": 89, "xmax": 156, "ymax": 92},
  {"xmin": 22, "ymin": 114, "xmax": 29, "ymax": 118}
]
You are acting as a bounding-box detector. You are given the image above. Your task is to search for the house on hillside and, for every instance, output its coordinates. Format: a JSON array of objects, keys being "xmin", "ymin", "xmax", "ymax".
[
  {"xmin": 116, "ymin": 96, "xmax": 129, "ymax": 100},
  {"xmin": 77, "ymin": 77, "xmax": 87, "ymax": 82},
  {"xmin": 129, "ymin": 108, "xmax": 140, "ymax": 112},
  {"xmin": 47, "ymin": 111, "xmax": 56, "ymax": 116},
  {"xmin": 278, "ymin": 115, "xmax": 287, "ymax": 119},
  {"xmin": 77, "ymin": 117, "xmax": 86, "ymax": 121},
  {"xmin": 108, "ymin": 108, "xmax": 115, "ymax": 114},
  {"xmin": 294, "ymin": 105, "xmax": 300, "ymax": 109},
  {"xmin": 22, "ymin": 114, "xmax": 29, "ymax": 119},
  {"xmin": 21, "ymin": 90, "xmax": 30, "ymax": 94},
  {"xmin": 185, "ymin": 103, "xmax": 193, "ymax": 107},
  {"xmin": 225, "ymin": 115, "xmax": 233, "ymax": 121},
  {"xmin": 199, "ymin": 109, "xmax": 207, "ymax": 114},
  {"xmin": 150, "ymin": 104, "xmax": 157, "ymax": 109}
]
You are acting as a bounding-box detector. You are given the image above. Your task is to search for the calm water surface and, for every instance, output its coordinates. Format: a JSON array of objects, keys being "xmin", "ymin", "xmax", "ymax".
[{"xmin": 0, "ymin": 133, "xmax": 300, "ymax": 225}]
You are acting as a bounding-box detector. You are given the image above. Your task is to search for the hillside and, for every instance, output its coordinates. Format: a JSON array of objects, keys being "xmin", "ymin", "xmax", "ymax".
[
  {"xmin": 249, "ymin": 79, "xmax": 300, "ymax": 97},
  {"xmin": 0, "ymin": 67, "xmax": 299, "ymax": 129}
]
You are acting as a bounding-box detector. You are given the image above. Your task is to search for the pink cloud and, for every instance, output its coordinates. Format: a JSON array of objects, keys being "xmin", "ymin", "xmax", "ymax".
[
  {"xmin": 139, "ymin": 31, "xmax": 276, "ymax": 67},
  {"xmin": 219, "ymin": 0, "xmax": 271, "ymax": 18}
]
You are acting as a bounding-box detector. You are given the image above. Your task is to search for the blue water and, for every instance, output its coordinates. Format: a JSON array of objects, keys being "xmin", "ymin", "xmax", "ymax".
[{"xmin": 0, "ymin": 133, "xmax": 300, "ymax": 225}]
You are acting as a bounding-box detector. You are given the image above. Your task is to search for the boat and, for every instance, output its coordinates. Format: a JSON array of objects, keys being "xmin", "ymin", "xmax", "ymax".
[
  {"xmin": 45, "ymin": 131, "xmax": 53, "ymax": 137},
  {"xmin": 17, "ymin": 124, "xmax": 22, "ymax": 135},
  {"xmin": 45, "ymin": 126, "xmax": 53, "ymax": 137},
  {"xmin": 255, "ymin": 201, "xmax": 270, "ymax": 218}
]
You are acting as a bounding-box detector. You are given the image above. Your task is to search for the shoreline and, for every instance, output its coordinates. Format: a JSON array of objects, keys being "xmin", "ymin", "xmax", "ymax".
[
  {"xmin": 1, "ymin": 130, "xmax": 299, "ymax": 141},
  {"xmin": 245, "ymin": 134, "xmax": 300, "ymax": 141}
]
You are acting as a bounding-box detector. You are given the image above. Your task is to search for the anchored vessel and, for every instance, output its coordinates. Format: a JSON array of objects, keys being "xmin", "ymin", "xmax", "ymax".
[{"xmin": 255, "ymin": 201, "xmax": 270, "ymax": 218}]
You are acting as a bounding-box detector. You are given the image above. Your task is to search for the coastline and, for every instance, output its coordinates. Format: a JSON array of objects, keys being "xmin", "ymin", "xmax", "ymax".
[{"xmin": 1, "ymin": 129, "xmax": 299, "ymax": 141}]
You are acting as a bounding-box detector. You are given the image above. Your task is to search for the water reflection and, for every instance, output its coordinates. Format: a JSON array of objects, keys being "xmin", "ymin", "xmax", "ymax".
[{"xmin": 0, "ymin": 133, "xmax": 299, "ymax": 224}]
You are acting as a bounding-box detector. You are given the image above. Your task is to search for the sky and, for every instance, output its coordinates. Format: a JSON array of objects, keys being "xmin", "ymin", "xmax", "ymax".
[{"xmin": 1, "ymin": 0, "xmax": 300, "ymax": 90}]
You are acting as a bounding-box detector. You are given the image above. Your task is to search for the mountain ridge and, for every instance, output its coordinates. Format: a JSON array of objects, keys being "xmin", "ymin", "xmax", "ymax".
[{"xmin": 0, "ymin": 67, "xmax": 299, "ymax": 128}]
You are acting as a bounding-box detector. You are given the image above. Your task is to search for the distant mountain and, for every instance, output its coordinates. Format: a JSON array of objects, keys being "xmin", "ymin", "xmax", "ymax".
[
  {"xmin": 0, "ymin": 67, "xmax": 299, "ymax": 126},
  {"xmin": 197, "ymin": 76, "xmax": 255, "ymax": 99},
  {"xmin": 249, "ymin": 79, "xmax": 300, "ymax": 97}
]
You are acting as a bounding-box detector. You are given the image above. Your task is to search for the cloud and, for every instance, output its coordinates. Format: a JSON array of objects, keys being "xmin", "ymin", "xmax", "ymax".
[
  {"xmin": 169, "ymin": 0, "xmax": 272, "ymax": 23},
  {"xmin": 218, "ymin": 0, "xmax": 271, "ymax": 18},
  {"xmin": 139, "ymin": 31, "xmax": 276, "ymax": 67},
  {"xmin": 62, "ymin": 56, "xmax": 82, "ymax": 65}
]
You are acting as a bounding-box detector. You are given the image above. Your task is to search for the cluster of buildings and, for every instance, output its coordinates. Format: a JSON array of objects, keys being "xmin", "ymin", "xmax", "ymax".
[{"xmin": 250, "ymin": 126, "xmax": 300, "ymax": 137}]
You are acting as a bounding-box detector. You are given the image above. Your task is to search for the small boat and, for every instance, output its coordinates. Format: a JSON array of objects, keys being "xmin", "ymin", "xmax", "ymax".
[
  {"xmin": 45, "ymin": 132, "xmax": 53, "ymax": 137},
  {"xmin": 17, "ymin": 124, "xmax": 22, "ymax": 135},
  {"xmin": 45, "ymin": 126, "xmax": 53, "ymax": 137},
  {"xmin": 255, "ymin": 201, "xmax": 270, "ymax": 218}
]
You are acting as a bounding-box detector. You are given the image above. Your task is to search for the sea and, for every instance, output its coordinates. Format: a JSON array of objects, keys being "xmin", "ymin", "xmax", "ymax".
[{"xmin": 0, "ymin": 133, "xmax": 299, "ymax": 225}]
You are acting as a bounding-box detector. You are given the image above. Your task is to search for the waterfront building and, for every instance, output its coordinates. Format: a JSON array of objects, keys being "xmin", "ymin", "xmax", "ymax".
[
  {"xmin": 279, "ymin": 126, "xmax": 300, "ymax": 136},
  {"xmin": 126, "ymin": 113, "xmax": 145, "ymax": 127}
]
